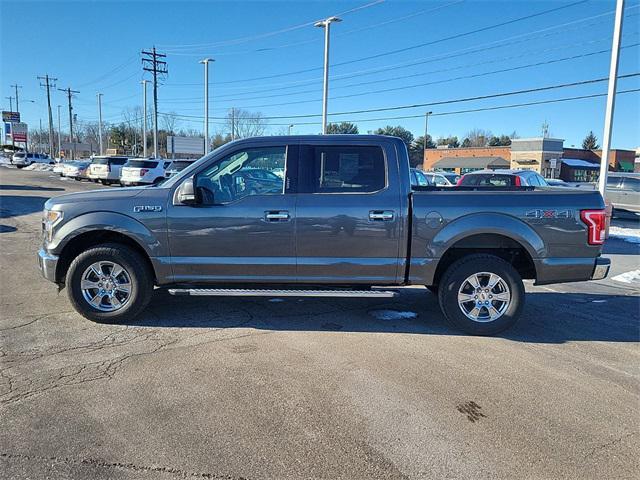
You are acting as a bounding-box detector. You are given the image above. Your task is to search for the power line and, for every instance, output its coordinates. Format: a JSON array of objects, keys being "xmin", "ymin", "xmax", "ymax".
[
  {"xmin": 161, "ymin": 72, "xmax": 640, "ymax": 121},
  {"xmin": 164, "ymin": 1, "xmax": 463, "ymax": 57},
  {"xmin": 210, "ymin": 0, "xmax": 589, "ymax": 85},
  {"xmin": 164, "ymin": 39, "xmax": 638, "ymax": 108},
  {"xmin": 162, "ymin": 0, "xmax": 385, "ymax": 50}
]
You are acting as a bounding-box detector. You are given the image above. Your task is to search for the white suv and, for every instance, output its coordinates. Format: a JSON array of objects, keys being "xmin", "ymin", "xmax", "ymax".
[
  {"xmin": 87, "ymin": 156, "xmax": 129, "ymax": 185},
  {"xmin": 120, "ymin": 158, "xmax": 172, "ymax": 186},
  {"xmin": 12, "ymin": 152, "xmax": 54, "ymax": 168}
]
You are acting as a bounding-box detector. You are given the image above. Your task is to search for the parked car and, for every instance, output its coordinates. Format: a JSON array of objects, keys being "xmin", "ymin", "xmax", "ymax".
[
  {"xmin": 410, "ymin": 168, "xmax": 430, "ymax": 187},
  {"xmin": 120, "ymin": 158, "xmax": 172, "ymax": 186},
  {"xmin": 233, "ymin": 167, "xmax": 284, "ymax": 195},
  {"xmin": 423, "ymin": 171, "xmax": 459, "ymax": 186},
  {"xmin": 165, "ymin": 160, "xmax": 195, "ymax": 178},
  {"xmin": 604, "ymin": 173, "xmax": 640, "ymax": 217},
  {"xmin": 63, "ymin": 160, "xmax": 92, "ymax": 180},
  {"xmin": 11, "ymin": 152, "xmax": 54, "ymax": 168},
  {"xmin": 38, "ymin": 135, "xmax": 609, "ymax": 335},
  {"xmin": 87, "ymin": 156, "xmax": 129, "ymax": 185},
  {"xmin": 458, "ymin": 169, "xmax": 549, "ymax": 187}
]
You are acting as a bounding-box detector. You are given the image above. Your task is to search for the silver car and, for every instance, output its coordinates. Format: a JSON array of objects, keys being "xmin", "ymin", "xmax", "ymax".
[{"xmin": 606, "ymin": 173, "xmax": 640, "ymax": 217}]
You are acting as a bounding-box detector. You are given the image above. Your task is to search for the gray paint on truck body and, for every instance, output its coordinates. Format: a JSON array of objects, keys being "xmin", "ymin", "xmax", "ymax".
[{"xmin": 41, "ymin": 135, "xmax": 606, "ymax": 287}]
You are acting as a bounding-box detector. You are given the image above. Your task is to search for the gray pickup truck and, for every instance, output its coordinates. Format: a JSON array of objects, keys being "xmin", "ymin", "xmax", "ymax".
[{"xmin": 38, "ymin": 135, "xmax": 610, "ymax": 335}]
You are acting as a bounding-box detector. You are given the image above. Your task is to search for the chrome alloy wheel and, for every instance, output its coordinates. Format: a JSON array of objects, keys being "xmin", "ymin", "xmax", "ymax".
[
  {"xmin": 80, "ymin": 261, "xmax": 132, "ymax": 312},
  {"xmin": 457, "ymin": 272, "xmax": 511, "ymax": 323}
]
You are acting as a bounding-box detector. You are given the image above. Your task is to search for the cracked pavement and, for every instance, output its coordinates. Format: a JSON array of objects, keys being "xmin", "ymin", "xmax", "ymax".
[{"xmin": 1, "ymin": 167, "xmax": 639, "ymax": 479}]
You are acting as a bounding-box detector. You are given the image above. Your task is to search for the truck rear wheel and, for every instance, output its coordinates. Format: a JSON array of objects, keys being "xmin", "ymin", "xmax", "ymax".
[
  {"xmin": 66, "ymin": 243, "xmax": 153, "ymax": 323},
  {"xmin": 437, "ymin": 254, "xmax": 524, "ymax": 335}
]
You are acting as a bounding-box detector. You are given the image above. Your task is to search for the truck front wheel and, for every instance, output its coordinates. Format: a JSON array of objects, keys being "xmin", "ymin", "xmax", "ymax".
[
  {"xmin": 438, "ymin": 254, "xmax": 524, "ymax": 335},
  {"xmin": 66, "ymin": 243, "xmax": 153, "ymax": 323}
]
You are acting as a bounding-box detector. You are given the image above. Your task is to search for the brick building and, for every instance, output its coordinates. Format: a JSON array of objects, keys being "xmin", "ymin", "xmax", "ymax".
[{"xmin": 422, "ymin": 137, "xmax": 637, "ymax": 179}]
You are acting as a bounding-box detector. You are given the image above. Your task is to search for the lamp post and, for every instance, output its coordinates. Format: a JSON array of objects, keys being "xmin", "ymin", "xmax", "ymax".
[
  {"xmin": 314, "ymin": 16, "xmax": 341, "ymax": 134},
  {"xmin": 199, "ymin": 58, "xmax": 214, "ymax": 154},
  {"xmin": 97, "ymin": 93, "xmax": 103, "ymax": 155},
  {"xmin": 288, "ymin": 124, "xmax": 294, "ymax": 135}
]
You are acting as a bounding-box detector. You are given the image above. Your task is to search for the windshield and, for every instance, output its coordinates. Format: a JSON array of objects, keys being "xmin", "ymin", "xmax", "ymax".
[{"xmin": 127, "ymin": 160, "xmax": 158, "ymax": 169}]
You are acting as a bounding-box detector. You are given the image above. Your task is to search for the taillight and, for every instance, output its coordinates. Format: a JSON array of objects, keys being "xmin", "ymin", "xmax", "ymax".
[
  {"xmin": 140, "ymin": 169, "xmax": 149, "ymax": 175},
  {"xmin": 514, "ymin": 176, "xmax": 521, "ymax": 186},
  {"xmin": 456, "ymin": 175, "xmax": 464, "ymax": 186},
  {"xmin": 580, "ymin": 209, "xmax": 606, "ymax": 245}
]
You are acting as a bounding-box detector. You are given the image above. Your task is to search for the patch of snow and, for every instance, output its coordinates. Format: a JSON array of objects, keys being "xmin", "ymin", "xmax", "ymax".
[
  {"xmin": 611, "ymin": 269, "xmax": 640, "ymax": 285},
  {"xmin": 369, "ymin": 310, "xmax": 417, "ymax": 321},
  {"xmin": 23, "ymin": 163, "xmax": 55, "ymax": 171},
  {"xmin": 608, "ymin": 226, "xmax": 640, "ymax": 244},
  {"xmin": 0, "ymin": 155, "xmax": 12, "ymax": 165}
]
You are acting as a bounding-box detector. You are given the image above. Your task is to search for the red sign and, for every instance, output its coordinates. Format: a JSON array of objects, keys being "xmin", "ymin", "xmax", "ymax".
[{"xmin": 13, "ymin": 132, "xmax": 27, "ymax": 142}]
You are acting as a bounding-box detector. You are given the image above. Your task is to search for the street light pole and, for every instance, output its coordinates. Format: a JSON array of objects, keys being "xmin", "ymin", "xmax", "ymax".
[
  {"xmin": 288, "ymin": 124, "xmax": 294, "ymax": 135},
  {"xmin": 199, "ymin": 58, "xmax": 214, "ymax": 154},
  {"xmin": 423, "ymin": 111, "xmax": 432, "ymax": 168},
  {"xmin": 141, "ymin": 80, "xmax": 148, "ymax": 158},
  {"xmin": 315, "ymin": 16, "xmax": 341, "ymax": 135},
  {"xmin": 97, "ymin": 93, "xmax": 104, "ymax": 155},
  {"xmin": 598, "ymin": 0, "xmax": 625, "ymax": 197}
]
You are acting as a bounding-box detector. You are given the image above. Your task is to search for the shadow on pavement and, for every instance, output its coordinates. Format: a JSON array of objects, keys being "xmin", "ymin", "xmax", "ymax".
[
  {"xmin": 0, "ymin": 184, "xmax": 64, "ymax": 192},
  {"xmin": 0, "ymin": 225, "xmax": 18, "ymax": 233},
  {"xmin": 0, "ymin": 195, "xmax": 50, "ymax": 218},
  {"xmin": 121, "ymin": 289, "xmax": 640, "ymax": 344}
]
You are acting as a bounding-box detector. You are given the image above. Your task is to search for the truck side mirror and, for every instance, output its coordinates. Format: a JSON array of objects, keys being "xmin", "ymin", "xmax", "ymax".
[{"xmin": 176, "ymin": 177, "xmax": 198, "ymax": 205}]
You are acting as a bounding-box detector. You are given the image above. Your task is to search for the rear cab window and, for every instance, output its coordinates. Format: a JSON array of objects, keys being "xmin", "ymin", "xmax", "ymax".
[
  {"xmin": 460, "ymin": 174, "xmax": 516, "ymax": 187},
  {"xmin": 298, "ymin": 145, "xmax": 386, "ymax": 193}
]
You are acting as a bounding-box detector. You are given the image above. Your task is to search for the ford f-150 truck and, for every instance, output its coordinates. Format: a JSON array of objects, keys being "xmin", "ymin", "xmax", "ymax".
[{"xmin": 38, "ymin": 135, "xmax": 610, "ymax": 335}]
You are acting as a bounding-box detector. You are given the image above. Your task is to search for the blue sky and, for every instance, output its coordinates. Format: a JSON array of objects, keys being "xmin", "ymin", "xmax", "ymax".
[{"xmin": 1, "ymin": 0, "xmax": 639, "ymax": 149}]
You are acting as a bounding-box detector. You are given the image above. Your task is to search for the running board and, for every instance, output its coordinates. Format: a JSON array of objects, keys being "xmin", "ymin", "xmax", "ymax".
[{"xmin": 167, "ymin": 288, "xmax": 397, "ymax": 298}]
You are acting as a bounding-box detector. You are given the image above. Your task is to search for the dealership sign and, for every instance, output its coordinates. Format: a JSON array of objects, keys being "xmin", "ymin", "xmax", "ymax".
[
  {"xmin": 2, "ymin": 111, "xmax": 20, "ymax": 123},
  {"xmin": 11, "ymin": 122, "xmax": 28, "ymax": 142}
]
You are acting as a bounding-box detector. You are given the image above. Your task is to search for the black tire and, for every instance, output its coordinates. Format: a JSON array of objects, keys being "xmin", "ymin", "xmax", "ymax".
[
  {"xmin": 437, "ymin": 254, "xmax": 524, "ymax": 336},
  {"xmin": 66, "ymin": 243, "xmax": 153, "ymax": 323},
  {"xmin": 16, "ymin": 165, "xmax": 24, "ymax": 169}
]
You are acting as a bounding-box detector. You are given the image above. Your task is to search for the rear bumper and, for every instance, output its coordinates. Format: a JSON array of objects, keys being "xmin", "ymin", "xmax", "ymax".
[
  {"xmin": 37, "ymin": 248, "xmax": 59, "ymax": 283},
  {"xmin": 534, "ymin": 256, "xmax": 610, "ymax": 285}
]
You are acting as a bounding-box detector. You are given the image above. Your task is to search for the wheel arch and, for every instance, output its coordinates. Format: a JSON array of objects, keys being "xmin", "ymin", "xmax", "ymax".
[{"xmin": 429, "ymin": 213, "xmax": 542, "ymax": 286}]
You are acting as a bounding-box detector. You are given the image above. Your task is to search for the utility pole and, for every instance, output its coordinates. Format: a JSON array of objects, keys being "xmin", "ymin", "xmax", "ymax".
[
  {"xmin": 141, "ymin": 80, "xmax": 148, "ymax": 157},
  {"xmin": 59, "ymin": 87, "xmax": 79, "ymax": 159},
  {"xmin": 97, "ymin": 93, "xmax": 103, "ymax": 155},
  {"xmin": 423, "ymin": 111, "xmax": 432, "ymax": 167},
  {"xmin": 598, "ymin": 0, "xmax": 625, "ymax": 197},
  {"xmin": 314, "ymin": 16, "xmax": 341, "ymax": 134},
  {"xmin": 57, "ymin": 105, "xmax": 62, "ymax": 158},
  {"xmin": 11, "ymin": 84, "xmax": 22, "ymax": 113},
  {"xmin": 37, "ymin": 74, "xmax": 57, "ymax": 156},
  {"xmin": 142, "ymin": 47, "xmax": 167, "ymax": 158},
  {"xmin": 199, "ymin": 58, "xmax": 214, "ymax": 154}
]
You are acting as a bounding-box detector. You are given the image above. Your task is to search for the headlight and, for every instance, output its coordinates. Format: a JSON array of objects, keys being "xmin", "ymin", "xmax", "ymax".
[{"xmin": 43, "ymin": 209, "xmax": 63, "ymax": 242}]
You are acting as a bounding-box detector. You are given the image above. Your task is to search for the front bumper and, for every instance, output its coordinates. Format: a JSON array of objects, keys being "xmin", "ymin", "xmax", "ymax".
[
  {"xmin": 37, "ymin": 248, "xmax": 59, "ymax": 283},
  {"xmin": 591, "ymin": 257, "xmax": 610, "ymax": 281}
]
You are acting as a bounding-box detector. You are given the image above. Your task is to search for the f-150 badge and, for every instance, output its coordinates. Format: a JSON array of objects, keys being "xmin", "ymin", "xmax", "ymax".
[{"xmin": 133, "ymin": 205, "xmax": 162, "ymax": 213}]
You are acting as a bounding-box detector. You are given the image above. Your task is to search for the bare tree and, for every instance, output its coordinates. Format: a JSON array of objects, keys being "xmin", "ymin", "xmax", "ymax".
[
  {"xmin": 225, "ymin": 109, "xmax": 268, "ymax": 138},
  {"xmin": 464, "ymin": 128, "xmax": 493, "ymax": 147},
  {"xmin": 161, "ymin": 111, "xmax": 179, "ymax": 134}
]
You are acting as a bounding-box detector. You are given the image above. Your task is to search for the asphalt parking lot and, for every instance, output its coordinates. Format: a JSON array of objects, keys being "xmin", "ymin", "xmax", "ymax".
[{"xmin": 1, "ymin": 166, "xmax": 639, "ymax": 479}]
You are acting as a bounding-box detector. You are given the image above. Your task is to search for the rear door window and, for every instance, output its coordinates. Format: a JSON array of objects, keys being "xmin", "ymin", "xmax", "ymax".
[
  {"xmin": 298, "ymin": 145, "xmax": 386, "ymax": 193},
  {"xmin": 127, "ymin": 160, "xmax": 159, "ymax": 169}
]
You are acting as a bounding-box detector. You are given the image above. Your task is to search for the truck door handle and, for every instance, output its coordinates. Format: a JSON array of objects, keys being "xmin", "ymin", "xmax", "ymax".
[
  {"xmin": 264, "ymin": 211, "xmax": 290, "ymax": 222},
  {"xmin": 369, "ymin": 210, "xmax": 394, "ymax": 221}
]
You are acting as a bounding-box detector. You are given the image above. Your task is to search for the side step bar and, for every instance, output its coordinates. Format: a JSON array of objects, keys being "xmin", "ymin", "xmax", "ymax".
[{"xmin": 168, "ymin": 288, "xmax": 398, "ymax": 298}]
